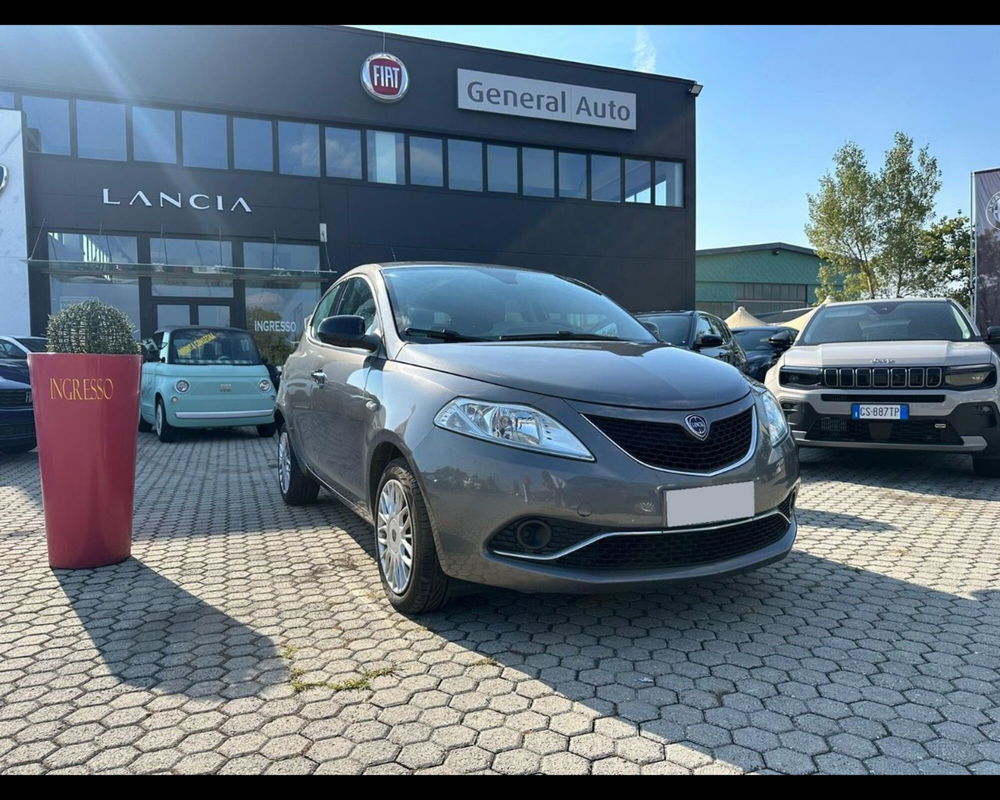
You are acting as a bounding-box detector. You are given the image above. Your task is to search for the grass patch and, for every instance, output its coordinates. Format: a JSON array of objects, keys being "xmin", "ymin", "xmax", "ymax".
[
  {"xmin": 281, "ymin": 644, "xmax": 396, "ymax": 695},
  {"xmin": 471, "ymin": 657, "xmax": 499, "ymax": 667}
]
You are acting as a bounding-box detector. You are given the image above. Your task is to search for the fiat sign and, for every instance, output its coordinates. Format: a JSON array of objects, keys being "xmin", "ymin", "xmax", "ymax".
[{"xmin": 361, "ymin": 53, "xmax": 409, "ymax": 102}]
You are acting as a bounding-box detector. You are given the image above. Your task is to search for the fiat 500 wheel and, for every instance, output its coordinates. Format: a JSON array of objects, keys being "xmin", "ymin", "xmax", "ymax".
[
  {"xmin": 155, "ymin": 398, "xmax": 177, "ymax": 443},
  {"xmin": 277, "ymin": 423, "xmax": 320, "ymax": 505},
  {"xmin": 375, "ymin": 459, "xmax": 451, "ymax": 614}
]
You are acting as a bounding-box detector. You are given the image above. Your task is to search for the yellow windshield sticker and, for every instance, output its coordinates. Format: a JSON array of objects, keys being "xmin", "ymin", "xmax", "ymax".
[{"xmin": 176, "ymin": 332, "xmax": 219, "ymax": 357}]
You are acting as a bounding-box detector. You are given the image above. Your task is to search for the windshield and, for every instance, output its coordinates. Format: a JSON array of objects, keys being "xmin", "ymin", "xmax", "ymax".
[
  {"xmin": 168, "ymin": 329, "xmax": 262, "ymax": 366},
  {"xmin": 735, "ymin": 329, "xmax": 786, "ymax": 352},
  {"xmin": 801, "ymin": 301, "xmax": 976, "ymax": 345},
  {"xmin": 382, "ymin": 266, "xmax": 656, "ymax": 343},
  {"xmin": 638, "ymin": 314, "xmax": 691, "ymax": 346},
  {"xmin": 14, "ymin": 337, "xmax": 47, "ymax": 353}
]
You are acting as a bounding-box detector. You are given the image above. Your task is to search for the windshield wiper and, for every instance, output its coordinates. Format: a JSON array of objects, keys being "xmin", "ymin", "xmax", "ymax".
[
  {"xmin": 403, "ymin": 327, "xmax": 486, "ymax": 342},
  {"xmin": 497, "ymin": 331, "xmax": 625, "ymax": 342}
]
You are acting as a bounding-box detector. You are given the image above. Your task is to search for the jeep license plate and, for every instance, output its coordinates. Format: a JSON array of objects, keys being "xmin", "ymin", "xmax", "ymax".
[{"xmin": 852, "ymin": 403, "xmax": 908, "ymax": 420}]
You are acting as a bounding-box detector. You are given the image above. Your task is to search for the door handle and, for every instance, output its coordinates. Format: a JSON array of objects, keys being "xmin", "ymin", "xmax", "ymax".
[{"xmin": 310, "ymin": 370, "xmax": 327, "ymax": 384}]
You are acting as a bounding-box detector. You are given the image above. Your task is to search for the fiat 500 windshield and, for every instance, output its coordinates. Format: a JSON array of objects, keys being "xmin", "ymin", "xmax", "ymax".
[
  {"xmin": 383, "ymin": 265, "xmax": 657, "ymax": 343},
  {"xmin": 801, "ymin": 300, "xmax": 977, "ymax": 345},
  {"xmin": 168, "ymin": 329, "xmax": 263, "ymax": 365}
]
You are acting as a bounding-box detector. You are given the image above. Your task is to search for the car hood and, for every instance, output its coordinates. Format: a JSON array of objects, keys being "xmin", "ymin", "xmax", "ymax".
[
  {"xmin": 0, "ymin": 359, "xmax": 30, "ymax": 386},
  {"xmin": 783, "ymin": 340, "xmax": 996, "ymax": 368},
  {"xmin": 395, "ymin": 340, "xmax": 751, "ymax": 410}
]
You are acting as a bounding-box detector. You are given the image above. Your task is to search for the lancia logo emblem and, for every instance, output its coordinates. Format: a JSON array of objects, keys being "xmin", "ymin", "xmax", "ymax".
[
  {"xmin": 361, "ymin": 53, "xmax": 409, "ymax": 103},
  {"xmin": 684, "ymin": 414, "xmax": 710, "ymax": 440},
  {"xmin": 0, "ymin": 165, "xmax": 7, "ymax": 195}
]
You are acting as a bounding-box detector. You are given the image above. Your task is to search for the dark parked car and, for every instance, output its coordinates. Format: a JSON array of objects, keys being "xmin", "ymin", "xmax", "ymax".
[
  {"xmin": 733, "ymin": 326, "xmax": 798, "ymax": 381},
  {"xmin": 0, "ymin": 358, "xmax": 35, "ymax": 454},
  {"xmin": 635, "ymin": 310, "xmax": 749, "ymax": 374},
  {"xmin": 275, "ymin": 263, "xmax": 799, "ymax": 613}
]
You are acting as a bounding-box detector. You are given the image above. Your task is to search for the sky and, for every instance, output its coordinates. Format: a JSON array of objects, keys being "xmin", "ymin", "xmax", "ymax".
[{"xmin": 355, "ymin": 25, "xmax": 999, "ymax": 251}]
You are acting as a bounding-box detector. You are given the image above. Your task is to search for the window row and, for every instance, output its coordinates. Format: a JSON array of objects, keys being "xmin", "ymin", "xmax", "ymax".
[
  {"xmin": 737, "ymin": 283, "xmax": 809, "ymax": 303},
  {"xmin": 2, "ymin": 91, "xmax": 683, "ymax": 207},
  {"xmin": 46, "ymin": 232, "xmax": 321, "ymax": 270}
]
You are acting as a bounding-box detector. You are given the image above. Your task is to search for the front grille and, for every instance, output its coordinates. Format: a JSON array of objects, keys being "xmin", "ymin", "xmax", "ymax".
[
  {"xmin": 823, "ymin": 366, "xmax": 943, "ymax": 389},
  {"xmin": 0, "ymin": 423, "xmax": 35, "ymax": 438},
  {"xmin": 551, "ymin": 513, "xmax": 790, "ymax": 570},
  {"xmin": 586, "ymin": 406, "xmax": 754, "ymax": 473},
  {"xmin": 807, "ymin": 415, "xmax": 963, "ymax": 445},
  {"xmin": 0, "ymin": 389, "xmax": 30, "ymax": 408}
]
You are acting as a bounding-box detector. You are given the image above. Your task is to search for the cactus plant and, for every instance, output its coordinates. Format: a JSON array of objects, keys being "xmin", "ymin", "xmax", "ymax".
[{"xmin": 46, "ymin": 300, "xmax": 139, "ymax": 355}]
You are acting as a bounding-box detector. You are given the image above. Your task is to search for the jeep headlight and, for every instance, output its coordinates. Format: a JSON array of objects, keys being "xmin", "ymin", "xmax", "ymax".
[
  {"xmin": 944, "ymin": 365, "xmax": 995, "ymax": 388},
  {"xmin": 758, "ymin": 389, "xmax": 789, "ymax": 447},
  {"xmin": 434, "ymin": 398, "xmax": 594, "ymax": 461}
]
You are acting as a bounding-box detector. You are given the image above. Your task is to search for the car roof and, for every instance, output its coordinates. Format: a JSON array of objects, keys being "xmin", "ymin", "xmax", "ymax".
[
  {"xmin": 822, "ymin": 297, "xmax": 957, "ymax": 307},
  {"xmin": 635, "ymin": 310, "xmax": 696, "ymax": 317}
]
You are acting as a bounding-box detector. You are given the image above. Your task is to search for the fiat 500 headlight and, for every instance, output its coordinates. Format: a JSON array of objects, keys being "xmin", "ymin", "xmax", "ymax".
[
  {"xmin": 258, "ymin": 379, "xmax": 272, "ymax": 392},
  {"xmin": 175, "ymin": 380, "xmax": 190, "ymax": 393},
  {"xmin": 758, "ymin": 388, "xmax": 789, "ymax": 446},
  {"xmin": 434, "ymin": 398, "xmax": 594, "ymax": 461}
]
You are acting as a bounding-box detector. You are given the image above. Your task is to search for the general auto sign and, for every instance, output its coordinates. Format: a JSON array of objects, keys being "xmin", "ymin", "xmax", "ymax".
[{"xmin": 457, "ymin": 69, "xmax": 636, "ymax": 130}]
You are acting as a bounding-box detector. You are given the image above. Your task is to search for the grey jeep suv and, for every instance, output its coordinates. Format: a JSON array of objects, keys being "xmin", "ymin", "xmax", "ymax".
[
  {"xmin": 765, "ymin": 297, "xmax": 1000, "ymax": 476},
  {"xmin": 276, "ymin": 263, "xmax": 800, "ymax": 612}
]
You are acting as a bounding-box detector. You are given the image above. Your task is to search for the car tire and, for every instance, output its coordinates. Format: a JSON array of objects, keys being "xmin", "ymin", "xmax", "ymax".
[
  {"xmin": 154, "ymin": 398, "xmax": 178, "ymax": 443},
  {"xmin": 138, "ymin": 414, "xmax": 153, "ymax": 432},
  {"xmin": 0, "ymin": 440, "xmax": 36, "ymax": 454},
  {"xmin": 972, "ymin": 456, "xmax": 1000, "ymax": 478},
  {"xmin": 277, "ymin": 422, "xmax": 320, "ymax": 505},
  {"xmin": 375, "ymin": 458, "xmax": 452, "ymax": 614},
  {"xmin": 257, "ymin": 422, "xmax": 277, "ymax": 438}
]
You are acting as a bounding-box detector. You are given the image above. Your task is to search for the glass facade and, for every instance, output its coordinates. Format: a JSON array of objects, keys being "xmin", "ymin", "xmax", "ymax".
[
  {"xmin": 151, "ymin": 276, "xmax": 234, "ymax": 298},
  {"xmin": 0, "ymin": 92, "xmax": 14, "ymax": 109},
  {"xmin": 22, "ymin": 95, "xmax": 70, "ymax": 155},
  {"xmin": 447, "ymin": 139, "xmax": 482, "ymax": 192},
  {"xmin": 522, "ymin": 148, "xmax": 554, "ymax": 197},
  {"xmin": 245, "ymin": 280, "xmax": 322, "ymax": 364},
  {"xmin": 558, "ymin": 152, "xmax": 587, "ymax": 199},
  {"xmin": 624, "ymin": 159, "xmax": 652, "ymax": 203},
  {"xmin": 76, "ymin": 100, "xmax": 126, "ymax": 161},
  {"xmin": 233, "ymin": 117, "xmax": 273, "ymax": 171},
  {"xmin": 655, "ymin": 161, "xmax": 683, "ymax": 207},
  {"xmin": 150, "ymin": 238, "xmax": 233, "ymax": 267},
  {"xmin": 243, "ymin": 242, "xmax": 319, "ymax": 270},
  {"xmin": 487, "ymin": 145, "xmax": 518, "ymax": 194},
  {"xmin": 408, "ymin": 136, "xmax": 443, "ymax": 187},
  {"xmin": 48, "ymin": 232, "xmax": 138, "ymax": 264},
  {"xmin": 367, "ymin": 130, "xmax": 405, "ymax": 184},
  {"xmin": 278, "ymin": 120, "xmax": 320, "ymax": 176},
  {"xmin": 132, "ymin": 106, "xmax": 177, "ymax": 163},
  {"xmin": 49, "ymin": 275, "xmax": 141, "ymax": 337},
  {"xmin": 325, "ymin": 126, "xmax": 362, "ymax": 180},
  {"xmin": 591, "ymin": 155, "xmax": 621, "ymax": 203},
  {"xmin": 182, "ymin": 111, "xmax": 228, "ymax": 169}
]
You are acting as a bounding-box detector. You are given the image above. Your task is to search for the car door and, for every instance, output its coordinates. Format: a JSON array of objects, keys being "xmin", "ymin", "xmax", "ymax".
[
  {"xmin": 717, "ymin": 318, "xmax": 749, "ymax": 372},
  {"xmin": 308, "ymin": 276, "xmax": 382, "ymax": 504},
  {"xmin": 140, "ymin": 332, "xmax": 165, "ymax": 421}
]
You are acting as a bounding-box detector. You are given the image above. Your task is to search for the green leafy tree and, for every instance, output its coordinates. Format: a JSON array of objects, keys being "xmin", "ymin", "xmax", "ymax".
[
  {"xmin": 911, "ymin": 215, "xmax": 973, "ymax": 309},
  {"xmin": 806, "ymin": 132, "xmax": 942, "ymax": 301}
]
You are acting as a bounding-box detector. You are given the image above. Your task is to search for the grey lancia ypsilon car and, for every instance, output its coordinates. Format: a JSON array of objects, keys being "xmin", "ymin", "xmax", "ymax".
[{"xmin": 276, "ymin": 263, "xmax": 800, "ymax": 613}]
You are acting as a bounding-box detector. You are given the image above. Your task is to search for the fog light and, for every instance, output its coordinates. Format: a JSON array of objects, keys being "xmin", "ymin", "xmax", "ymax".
[{"xmin": 514, "ymin": 520, "xmax": 552, "ymax": 551}]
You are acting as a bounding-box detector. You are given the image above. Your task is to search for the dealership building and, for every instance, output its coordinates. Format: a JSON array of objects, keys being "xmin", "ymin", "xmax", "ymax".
[{"xmin": 0, "ymin": 25, "xmax": 698, "ymax": 355}]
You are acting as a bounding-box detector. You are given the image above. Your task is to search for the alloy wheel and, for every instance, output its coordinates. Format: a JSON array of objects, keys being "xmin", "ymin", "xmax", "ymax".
[
  {"xmin": 376, "ymin": 479, "xmax": 414, "ymax": 594},
  {"xmin": 278, "ymin": 431, "xmax": 291, "ymax": 494}
]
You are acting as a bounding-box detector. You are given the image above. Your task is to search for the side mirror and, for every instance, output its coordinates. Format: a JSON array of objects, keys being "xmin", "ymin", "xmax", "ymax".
[
  {"xmin": 768, "ymin": 330, "xmax": 794, "ymax": 352},
  {"xmin": 640, "ymin": 321, "xmax": 660, "ymax": 339},
  {"xmin": 694, "ymin": 333, "xmax": 724, "ymax": 350},
  {"xmin": 316, "ymin": 315, "xmax": 380, "ymax": 352},
  {"xmin": 986, "ymin": 326, "xmax": 1000, "ymax": 345},
  {"xmin": 142, "ymin": 345, "xmax": 159, "ymax": 363}
]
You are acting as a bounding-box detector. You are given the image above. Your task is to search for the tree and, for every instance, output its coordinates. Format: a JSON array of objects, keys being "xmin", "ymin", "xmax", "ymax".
[
  {"xmin": 806, "ymin": 132, "xmax": 942, "ymax": 300},
  {"xmin": 912, "ymin": 215, "xmax": 973, "ymax": 309}
]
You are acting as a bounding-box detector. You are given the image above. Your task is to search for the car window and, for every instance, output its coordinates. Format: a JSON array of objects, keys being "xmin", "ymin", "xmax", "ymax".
[
  {"xmin": 168, "ymin": 328, "xmax": 262, "ymax": 366},
  {"xmin": 0, "ymin": 340, "xmax": 25, "ymax": 359},
  {"xmin": 694, "ymin": 314, "xmax": 714, "ymax": 340},
  {"xmin": 801, "ymin": 301, "xmax": 976, "ymax": 344},
  {"xmin": 310, "ymin": 283, "xmax": 346, "ymax": 338},
  {"xmin": 638, "ymin": 314, "xmax": 691, "ymax": 346},
  {"xmin": 714, "ymin": 318, "xmax": 733, "ymax": 343},
  {"xmin": 336, "ymin": 277, "xmax": 378, "ymax": 335},
  {"xmin": 14, "ymin": 337, "xmax": 47, "ymax": 353}
]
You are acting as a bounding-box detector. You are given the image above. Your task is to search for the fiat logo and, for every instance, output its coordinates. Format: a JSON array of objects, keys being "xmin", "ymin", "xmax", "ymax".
[
  {"xmin": 361, "ymin": 53, "xmax": 409, "ymax": 103},
  {"xmin": 684, "ymin": 414, "xmax": 710, "ymax": 440}
]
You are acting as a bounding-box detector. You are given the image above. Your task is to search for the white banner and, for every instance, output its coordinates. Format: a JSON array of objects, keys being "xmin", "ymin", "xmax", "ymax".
[{"xmin": 457, "ymin": 69, "xmax": 637, "ymax": 130}]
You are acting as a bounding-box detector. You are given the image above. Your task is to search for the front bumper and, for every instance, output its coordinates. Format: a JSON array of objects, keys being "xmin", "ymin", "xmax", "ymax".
[
  {"xmin": 0, "ymin": 407, "xmax": 36, "ymax": 446},
  {"xmin": 411, "ymin": 395, "xmax": 800, "ymax": 593}
]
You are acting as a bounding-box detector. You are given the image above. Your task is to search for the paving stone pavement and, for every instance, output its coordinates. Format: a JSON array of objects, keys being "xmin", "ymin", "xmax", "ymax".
[{"xmin": 1, "ymin": 429, "xmax": 999, "ymax": 775}]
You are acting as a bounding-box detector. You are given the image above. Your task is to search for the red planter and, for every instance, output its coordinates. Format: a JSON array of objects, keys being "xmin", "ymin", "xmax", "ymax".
[{"xmin": 28, "ymin": 353, "xmax": 142, "ymax": 569}]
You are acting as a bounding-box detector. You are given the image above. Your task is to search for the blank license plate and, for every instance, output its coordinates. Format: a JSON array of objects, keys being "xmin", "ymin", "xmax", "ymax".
[
  {"xmin": 852, "ymin": 403, "xmax": 909, "ymax": 420},
  {"xmin": 664, "ymin": 481, "xmax": 755, "ymax": 528}
]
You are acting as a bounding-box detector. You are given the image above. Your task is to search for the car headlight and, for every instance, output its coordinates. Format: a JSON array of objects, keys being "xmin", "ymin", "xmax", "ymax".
[
  {"xmin": 758, "ymin": 389, "xmax": 789, "ymax": 447},
  {"xmin": 779, "ymin": 367, "xmax": 821, "ymax": 387},
  {"xmin": 175, "ymin": 380, "xmax": 190, "ymax": 393},
  {"xmin": 258, "ymin": 379, "xmax": 272, "ymax": 392},
  {"xmin": 944, "ymin": 365, "xmax": 996, "ymax": 388},
  {"xmin": 434, "ymin": 398, "xmax": 594, "ymax": 461}
]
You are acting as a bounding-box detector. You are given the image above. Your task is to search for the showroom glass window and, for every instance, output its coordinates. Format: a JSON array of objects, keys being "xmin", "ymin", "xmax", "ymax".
[
  {"xmin": 409, "ymin": 136, "xmax": 443, "ymax": 187},
  {"xmin": 132, "ymin": 106, "xmax": 177, "ymax": 163},
  {"xmin": 655, "ymin": 161, "xmax": 683, "ymax": 207},
  {"xmin": 278, "ymin": 120, "xmax": 320, "ymax": 177},
  {"xmin": 0, "ymin": 92, "xmax": 14, "ymax": 109},
  {"xmin": 447, "ymin": 139, "xmax": 483, "ymax": 192},
  {"xmin": 325, "ymin": 126, "xmax": 362, "ymax": 180},
  {"xmin": 522, "ymin": 148, "xmax": 554, "ymax": 197},
  {"xmin": 150, "ymin": 238, "xmax": 233, "ymax": 269},
  {"xmin": 243, "ymin": 242, "xmax": 319, "ymax": 270},
  {"xmin": 182, "ymin": 110, "xmax": 228, "ymax": 169},
  {"xmin": 624, "ymin": 159, "xmax": 652, "ymax": 204},
  {"xmin": 591, "ymin": 155, "xmax": 621, "ymax": 202},
  {"xmin": 487, "ymin": 145, "xmax": 518, "ymax": 193},
  {"xmin": 367, "ymin": 130, "xmax": 405, "ymax": 184},
  {"xmin": 21, "ymin": 95, "xmax": 70, "ymax": 155},
  {"xmin": 49, "ymin": 275, "xmax": 141, "ymax": 338},
  {"xmin": 245, "ymin": 280, "xmax": 322, "ymax": 365},
  {"xmin": 558, "ymin": 152, "xmax": 587, "ymax": 199},
  {"xmin": 233, "ymin": 117, "xmax": 273, "ymax": 171},
  {"xmin": 76, "ymin": 100, "xmax": 126, "ymax": 161},
  {"xmin": 47, "ymin": 232, "xmax": 138, "ymax": 264}
]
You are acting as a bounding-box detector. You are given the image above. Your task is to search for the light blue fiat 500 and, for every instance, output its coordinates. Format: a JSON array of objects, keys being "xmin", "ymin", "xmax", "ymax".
[{"xmin": 140, "ymin": 326, "xmax": 278, "ymax": 442}]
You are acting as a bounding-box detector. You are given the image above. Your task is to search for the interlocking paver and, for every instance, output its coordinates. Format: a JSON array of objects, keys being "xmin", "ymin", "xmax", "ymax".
[{"xmin": 1, "ymin": 439, "xmax": 998, "ymax": 775}]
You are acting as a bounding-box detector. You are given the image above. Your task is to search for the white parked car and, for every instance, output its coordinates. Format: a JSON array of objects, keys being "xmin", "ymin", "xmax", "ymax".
[{"xmin": 0, "ymin": 335, "xmax": 47, "ymax": 360}]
